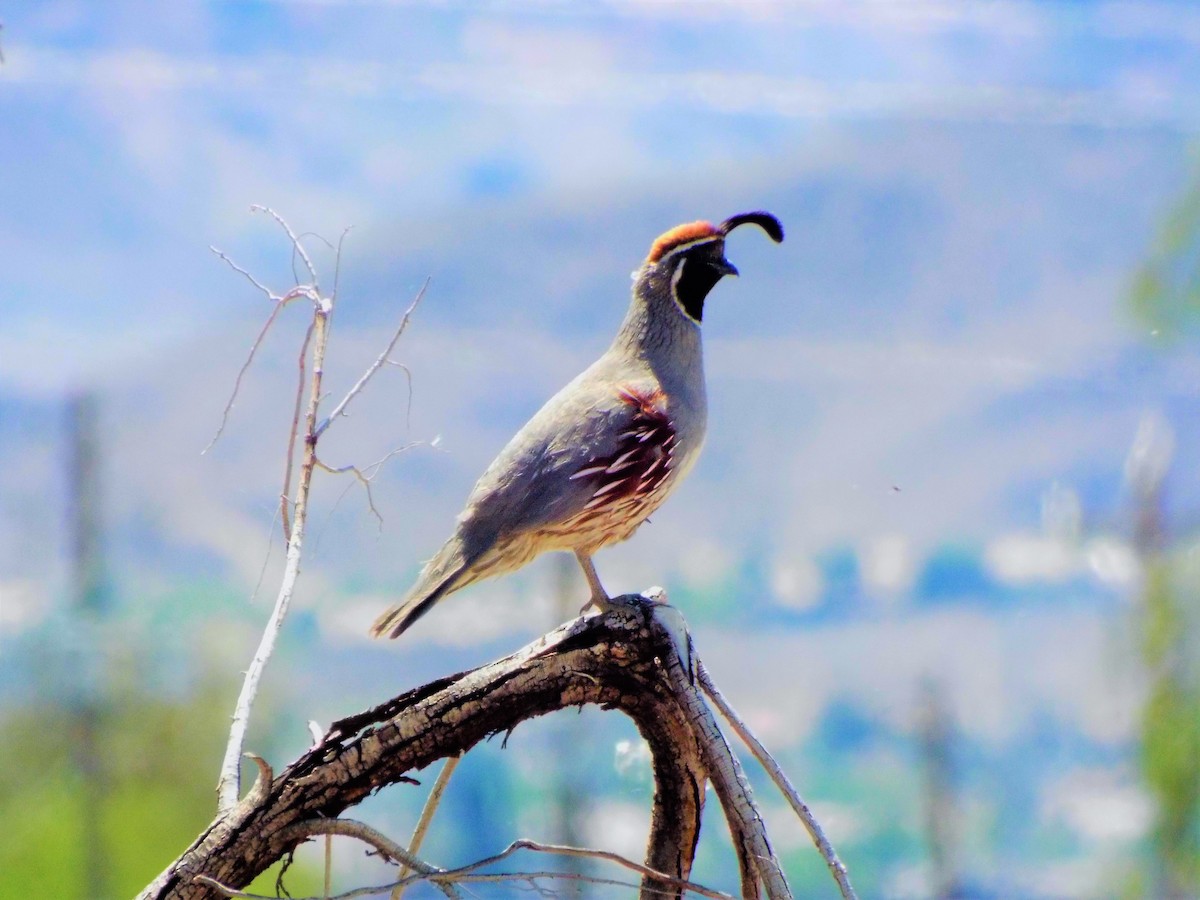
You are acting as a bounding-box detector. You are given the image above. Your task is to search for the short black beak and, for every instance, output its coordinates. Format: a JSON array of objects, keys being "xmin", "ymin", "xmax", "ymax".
[{"xmin": 712, "ymin": 257, "xmax": 739, "ymax": 278}]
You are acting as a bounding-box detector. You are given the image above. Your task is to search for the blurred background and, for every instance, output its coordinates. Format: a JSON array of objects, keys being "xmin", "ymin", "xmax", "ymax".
[{"xmin": 3, "ymin": 1, "xmax": 1200, "ymax": 897}]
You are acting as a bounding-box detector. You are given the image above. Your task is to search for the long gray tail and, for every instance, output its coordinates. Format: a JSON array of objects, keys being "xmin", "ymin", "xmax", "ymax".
[
  {"xmin": 369, "ymin": 576, "xmax": 458, "ymax": 639},
  {"xmin": 370, "ymin": 540, "xmax": 470, "ymax": 639}
]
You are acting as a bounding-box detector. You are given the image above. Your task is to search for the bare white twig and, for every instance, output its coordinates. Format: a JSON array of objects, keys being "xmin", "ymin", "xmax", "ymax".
[
  {"xmin": 215, "ymin": 216, "xmax": 335, "ymax": 812},
  {"xmin": 209, "ymin": 247, "xmax": 276, "ymax": 300},
  {"xmin": 443, "ymin": 869, "xmax": 707, "ymax": 895},
  {"xmin": 697, "ymin": 660, "xmax": 858, "ymax": 900},
  {"xmin": 253, "ymin": 205, "xmax": 319, "ymax": 289},
  {"xmin": 216, "ymin": 305, "xmax": 330, "ymax": 812},
  {"xmin": 332, "ymin": 226, "xmax": 353, "ymax": 301},
  {"xmin": 314, "ymin": 278, "xmax": 428, "ymax": 440}
]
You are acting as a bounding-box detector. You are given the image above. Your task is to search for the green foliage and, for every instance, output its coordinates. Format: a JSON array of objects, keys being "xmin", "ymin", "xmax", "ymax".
[
  {"xmin": 0, "ymin": 669, "xmax": 322, "ymax": 898},
  {"xmin": 1128, "ymin": 157, "xmax": 1200, "ymax": 894},
  {"xmin": 1129, "ymin": 164, "xmax": 1200, "ymax": 338},
  {"xmin": 1139, "ymin": 556, "xmax": 1200, "ymax": 895}
]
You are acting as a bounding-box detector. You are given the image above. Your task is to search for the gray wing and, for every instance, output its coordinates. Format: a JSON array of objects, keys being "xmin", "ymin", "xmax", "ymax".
[{"xmin": 453, "ymin": 363, "xmax": 670, "ymax": 547}]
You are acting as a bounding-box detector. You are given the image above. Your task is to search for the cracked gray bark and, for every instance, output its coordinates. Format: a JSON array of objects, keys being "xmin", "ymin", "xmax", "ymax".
[{"xmin": 138, "ymin": 601, "xmax": 719, "ymax": 900}]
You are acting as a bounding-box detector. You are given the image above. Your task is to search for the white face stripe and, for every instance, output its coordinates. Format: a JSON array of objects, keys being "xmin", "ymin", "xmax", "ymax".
[{"xmin": 669, "ymin": 257, "xmax": 702, "ymax": 324}]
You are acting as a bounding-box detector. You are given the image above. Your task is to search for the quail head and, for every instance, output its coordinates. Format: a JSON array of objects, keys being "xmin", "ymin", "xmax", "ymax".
[{"xmin": 371, "ymin": 211, "xmax": 784, "ymax": 639}]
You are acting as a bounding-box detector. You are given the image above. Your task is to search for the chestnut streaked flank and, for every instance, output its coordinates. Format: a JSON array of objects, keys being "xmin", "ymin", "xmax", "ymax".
[{"xmin": 371, "ymin": 210, "xmax": 784, "ymax": 640}]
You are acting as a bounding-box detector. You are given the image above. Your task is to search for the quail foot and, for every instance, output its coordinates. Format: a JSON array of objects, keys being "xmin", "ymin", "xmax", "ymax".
[{"xmin": 371, "ymin": 211, "xmax": 784, "ymax": 640}]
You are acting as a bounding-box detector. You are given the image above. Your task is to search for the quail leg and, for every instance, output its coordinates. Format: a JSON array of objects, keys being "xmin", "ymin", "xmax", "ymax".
[{"xmin": 575, "ymin": 551, "xmax": 613, "ymax": 613}]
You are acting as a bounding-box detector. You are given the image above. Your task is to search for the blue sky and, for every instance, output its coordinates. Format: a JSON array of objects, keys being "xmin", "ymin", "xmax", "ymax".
[{"xmin": 3, "ymin": 1, "xmax": 1200, "ymax": 391}]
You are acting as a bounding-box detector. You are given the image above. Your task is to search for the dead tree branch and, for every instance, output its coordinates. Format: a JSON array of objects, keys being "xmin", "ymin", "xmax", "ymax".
[{"xmin": 139, "ymin": 598, "xmax": 840, "ymax": 900}]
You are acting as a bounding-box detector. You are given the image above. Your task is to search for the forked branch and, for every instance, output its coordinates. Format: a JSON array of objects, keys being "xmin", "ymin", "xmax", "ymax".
[
  {"xmin": 207, "ymin": 210, "xmax": 426, "ymax": 811},
  {"xmin": 140, "ymin": 599, "xmax": 849, "ymax": 900}
]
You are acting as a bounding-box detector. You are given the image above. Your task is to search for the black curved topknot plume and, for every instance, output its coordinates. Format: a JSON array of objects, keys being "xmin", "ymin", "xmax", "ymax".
[{"xmin": 719, "ymin": 211, "xmax": 784, "ymax": 244}]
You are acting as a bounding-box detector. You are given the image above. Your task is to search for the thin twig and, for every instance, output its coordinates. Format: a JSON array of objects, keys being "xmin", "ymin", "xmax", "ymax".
[
  {"xmin": 384, "ymin": 360, "xmax": 415, "ymax": 430},
  {"xmin": 201, "ymin": 271, "xmax": 292, "ymax": 453},
  {"xmin": 697, "ymin": 660, "xmax": 858, "ymax": 900},
  {"xmin": 253, "ymin": 205, "xmax": 319, "ymax": 288},
  {"xmin": 423, "ymin": 839, "xmax": 735, "ymax": 899},
  {"xmin": 298, "ymin": 231, "xmax": 338, "ymax": 253},
  {"xmin": 210, "ymin": 246, "xmax": 276, "ymax": 300},
  {"xmin": 213, "ymin": 215, "xmax": 429, "ymax": 814},
  {"xmin": 424, "ymin": 870, "xmax": 716, "ymax": 895},
  {"xmin": 281, "ymin": 320, "xmax": 316, "ymax": 538},
  {"xmin": 333, "ymin": 226, "xmax": 353, "ymax": 303},
  {"xmin": 281, "ymin": 818, "xmax": 446, "ymax": 878},
  {"xmin": 315, "ymin": 442, "xmax": 421, "ymax": 527},
  {"xmin": 247, "ymin": 499, "xmax": 283, "ymax": 611},
  {"xmin": 314, "ymin": 278, "xmax": 429, "ymax": 440},
  {"xmin": 323, "ymin": 833, "xmax": 332, "ymax": 899},
  {"xmin": 276, "ymin": 818, "xmax": 458, "ymax": 900},
  {"xmin": 392, "ymin": 754, "xmax": 460, "ymax": 900}
]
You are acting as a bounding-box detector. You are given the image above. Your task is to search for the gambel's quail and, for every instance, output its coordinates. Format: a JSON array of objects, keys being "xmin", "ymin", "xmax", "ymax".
[{"xmin": 371, "ymin": 211, "xmax": 784, "ymax": 639}]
